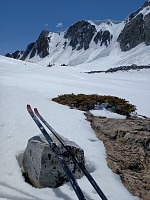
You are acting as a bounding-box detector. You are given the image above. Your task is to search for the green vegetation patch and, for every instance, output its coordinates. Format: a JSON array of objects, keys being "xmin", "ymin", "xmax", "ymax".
[{"xmin": 52, "ymin": 94, "xmax": 136, "ymax": 117}]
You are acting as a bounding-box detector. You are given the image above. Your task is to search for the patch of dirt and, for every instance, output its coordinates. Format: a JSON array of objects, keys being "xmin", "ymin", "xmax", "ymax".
[{"xmin": 85, "ymin": 112, "xmax": 150, "ymax": 200}]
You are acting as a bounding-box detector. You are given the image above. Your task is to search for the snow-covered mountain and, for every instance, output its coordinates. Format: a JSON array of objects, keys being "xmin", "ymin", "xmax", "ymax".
[
  {"xmin": 5, "ymin": 0, "xmax": 150, "ymax": 67},
  {"xmin": 1, "ymin": 2, "xmax": 150, "ymax": 199}
]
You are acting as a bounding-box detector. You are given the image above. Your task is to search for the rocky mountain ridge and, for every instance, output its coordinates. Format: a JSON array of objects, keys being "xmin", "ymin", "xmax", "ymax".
[
  {"xmin": 117, "ymin": 0, "xmax": 150, "ymax": 51},
  {"xmin": 5, "ymin": 0, "xmax": 150, "ymax": 66}
]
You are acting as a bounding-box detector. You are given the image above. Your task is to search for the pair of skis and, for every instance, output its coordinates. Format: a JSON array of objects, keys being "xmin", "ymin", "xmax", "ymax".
[{"xmin": 27, "ymin": 105, "xmax": 108, "ymax": 200}]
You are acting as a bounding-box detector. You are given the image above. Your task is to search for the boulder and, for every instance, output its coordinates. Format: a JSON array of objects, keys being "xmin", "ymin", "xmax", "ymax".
[{"xmin": 23, "ymin": 134, "xmax": 85, "ymax": 188}]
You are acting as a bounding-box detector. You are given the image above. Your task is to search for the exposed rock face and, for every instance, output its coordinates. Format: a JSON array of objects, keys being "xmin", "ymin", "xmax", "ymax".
[
  {"xmin": 85, "ymin": 65, "xmax": 150, "ymax": 74},
  {"xmin": 20, "ymin": 42, "xmax": 35, "ymax": 60},
  {"xmin": 23, "ymin": 134, "xmax": 85, "ymax": 188},
  {"xmin": 144, "ymin": 12, "xmax": 150, "ymax": 45},
  {"xmin": 5, "ymin": 50, "xmax": 24, "ymax": 59},
  {"xmin": 21, "ymin": 30, "xmax": 50, "ymax": 60},
  {"xmin": 64, "ymin": 20, "xmax": 97, "ymax": 50},
  {"xmin": 85, "ymin": 113, "xmax": 150, "ymax": 200},
  {"xmin": 118, "ymin": 14, "xmax": 145, "ymax": 51},
  {"xmin": 35, "ymin": 30, "xmax": 50, "ymax": 57},
  {"xmin": 118, "ymin": 1, "xmax": 150, "ymax": 51},
  {"xmin": 94, "ymin": 30, "xmax": 113, "ymax": 47}
]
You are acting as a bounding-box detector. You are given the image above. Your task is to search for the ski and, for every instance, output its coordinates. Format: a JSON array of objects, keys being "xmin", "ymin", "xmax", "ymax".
[
  {"xmin": 27, "ymin": 105, "xmax": 86, "ymax": 200},
  {"xmin": 34, "ymin": 107, "xmax": 108, "ymax": 200}
]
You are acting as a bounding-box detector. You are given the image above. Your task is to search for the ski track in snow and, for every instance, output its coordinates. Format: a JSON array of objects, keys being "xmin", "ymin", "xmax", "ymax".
[{"xmin": 0, "ymin": 56, "xmax": 150, "ymax": 200}]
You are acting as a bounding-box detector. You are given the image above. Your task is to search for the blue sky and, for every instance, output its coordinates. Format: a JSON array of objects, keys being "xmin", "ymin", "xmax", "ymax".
[{"xmin": 0, "ymin": 0, "xmax": 145, "ymax": 55}]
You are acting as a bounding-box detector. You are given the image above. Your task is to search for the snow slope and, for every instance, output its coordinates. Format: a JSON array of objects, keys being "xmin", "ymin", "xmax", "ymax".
[
  {"xmin": 28, "ymin": 18, "xmax": 150, "ymax": 68},
  {"xmin": 26, "ymin": 20, "xmax": 125, "ymax": 65},
  {"xmin": 37, "ymin": 39, "xmax": 150, "ymax": 70},
  {"xmin": 0, "ymin": 55, "xmax": 150, "ymax": 200}
]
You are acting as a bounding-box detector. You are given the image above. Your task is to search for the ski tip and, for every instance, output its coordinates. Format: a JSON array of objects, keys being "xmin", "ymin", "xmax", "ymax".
[
  {"xmin": 34, "ymin": 108, "xmax": 39, "ymax": 115},
  {"xmin": 27, "ymin": 104, "xmax": 31, "ymax": 110}
]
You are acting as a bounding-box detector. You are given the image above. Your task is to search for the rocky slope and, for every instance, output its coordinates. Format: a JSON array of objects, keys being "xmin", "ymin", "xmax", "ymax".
[
  {"xmin": 117, "ymin": 0, "xmax": 150, "ymax": 51},
  {"xmin": 5, "ymin": 1, "xmax": 150, "ymax": 66},
  {"xmin": 85, "ymin": 64, "xmax": 150, "ymax": 74},
  {"xmin": 5, "ymin": 50, "xmax": 24, "ymax": 59},
  {"xmin": 85, "ymin": 112, "xmax": 150, "ymax": 200}
]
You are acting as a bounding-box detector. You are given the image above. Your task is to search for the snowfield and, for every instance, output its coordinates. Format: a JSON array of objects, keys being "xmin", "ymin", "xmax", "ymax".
[{"xmin": 0, "ymin": 55, "xmax": 150, "ymax": 200}]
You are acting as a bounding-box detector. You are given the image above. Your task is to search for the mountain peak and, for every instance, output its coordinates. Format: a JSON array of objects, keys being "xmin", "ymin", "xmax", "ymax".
[
  {"xmin": 117, "ymin": 0, "xmax": 150, "ymax": 51},
  {"xmin": 64, "ymin": 20, "xmax": 96, "ymax": 50},
  {"xmin": 5, "ymin": 1, "xmax": 150, "ymax": 66},
  {"xmin": 90, "ymin": 19, "xmax": 121, "ymax": 26}
]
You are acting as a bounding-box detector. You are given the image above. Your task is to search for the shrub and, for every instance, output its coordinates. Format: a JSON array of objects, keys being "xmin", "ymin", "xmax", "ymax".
[{"xmin": 52, "ymin": 93, "xmax": 136, "ymax": 116}]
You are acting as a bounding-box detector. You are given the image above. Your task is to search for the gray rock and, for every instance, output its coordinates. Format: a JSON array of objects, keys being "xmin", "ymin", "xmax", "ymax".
[
  {"xmin": 20, "ymin": 30, "xmax": 50, "ymax": 60},
  {"xmin": 144, "ymin": 12, "xmax": 150, "ymax": 46},
  {"xmin": 124, "ymin": 132, "xmax": 132, "ymax": 140},
  {"xmin": 94, "ymin": 30, "xmax": 113, "ymax": 47},
  {"xmin": 5, "ymin": 50, "xmax": 24, "ymax": 59},
  {"xmin": 35, "ymin": 30, "xmax": 50, "ymax": 58},
  {"xmin": 20, "ymin": 42, "xmax": 35, "ymax": 60},
  {"xmin": 117, "ymin": 13, "xmax": 145, "ymax": 51},
  {"xmin": 117, "ymin": 1, "xmax": 150, "ymax": 51},
  {"xmin": 23, "ymin": 134, "xmax": 85, "ymax": 188},
  {"xmin": 64, "ymin": 20, "xmax": 96, "ymax": 50}
]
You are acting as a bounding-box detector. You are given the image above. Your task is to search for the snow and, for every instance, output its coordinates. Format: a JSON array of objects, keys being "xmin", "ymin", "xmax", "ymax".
[
  {"xmin": 88, "ymin": 20, "xmax": 122, "ymax": 33},
  {"xmin": 140, "ymin": 5, "xmax": 150, "ymax": 16},
  {"xmin": 0, "ymin": 55, "xmax": 150, "ymax": 200},
  {"xmin": 26, "ymin": 20, "xmax": 124, "ymax": 65},
  {"xmin": 128, "ymin": 1, "xmax": 150, "ymax": 20},
  {"xmin": 90, "ymin": 110, "xmax": 126, "ymax": 119},
  {"xmin": 34, "ymin": 21, "xmax": 150, "ymax": 68}
]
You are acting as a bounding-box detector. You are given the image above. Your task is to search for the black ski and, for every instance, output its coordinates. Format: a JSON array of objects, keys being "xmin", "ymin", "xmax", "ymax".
[
  {"xmin": 27, "ymin": 105, "xmax": 86, "ymax": 200},
  {"xmin": 34, "ymin": 107, "xmax": 108, "ymax": 200}
]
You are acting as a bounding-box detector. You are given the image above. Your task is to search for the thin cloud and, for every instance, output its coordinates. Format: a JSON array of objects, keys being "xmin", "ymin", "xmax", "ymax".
[
  {"xmin": 56, "ymin": 22, "xmax": 63, "ymax": 28},
  {"xmin": 43, "ymin": 23, "xmax": 49, "ymax": 27}
]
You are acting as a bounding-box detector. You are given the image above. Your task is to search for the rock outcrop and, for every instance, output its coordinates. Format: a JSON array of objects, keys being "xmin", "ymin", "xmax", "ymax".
[
  {"xmin": 144, "ymin": 12, "xmax": 150, "ymax": 45},
  {"xmin": 117, "ymin": 1, "xmax": 150, "ymax": 51},
  {"xmin": 21, "ymin": 30, "xmax": 50, "ymax": 60},
  {"xmin": 94, "ymin": 30, "xmax": 113, "ymax": 47},
  {"xmin": 20, "ymin": 42, "xmax": 35, "ymax": 60},
  {"xmin": 23, "ymin": 134, "xmax": 85, "ymax": 188},
  {"xmin": 64, "ymin": 20, "xmax": 97, "ymax": 50},
  {"xmin": 85, "ymin": 113, "xmax": 150, "ymax": 200},
  {"xmin": 85, "ymin": 64, "xmax": 150, "ymax": 74},
  {"xmin": 5, "ymin": 50, "xmax": 24, "ymax": 59}
]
